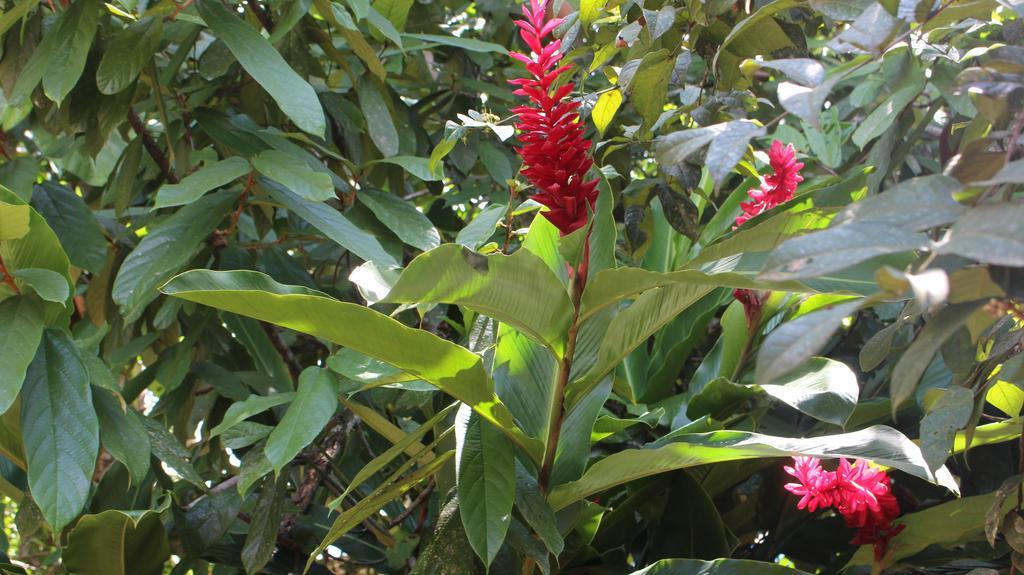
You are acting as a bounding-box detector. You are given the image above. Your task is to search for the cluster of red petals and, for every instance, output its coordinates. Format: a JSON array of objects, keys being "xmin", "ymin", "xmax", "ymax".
[
  {"xmin": 732, "ymin": 140, "xmax": 804, "ymax": 327},
  {"xmin": 784, "ymin": 456, "xmax": 905, "ymax": 560},
  {"xmin": 735, "ymin": 140, "xmax": 804, "ymax": 227},
  {"xmin": 510, "ymin": 0, "xmax": 598, "ymax": 236}
]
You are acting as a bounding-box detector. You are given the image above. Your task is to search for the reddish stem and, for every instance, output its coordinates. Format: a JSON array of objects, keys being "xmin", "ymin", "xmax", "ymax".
[{"xmin": 0, "ymin": 255, "xmax": 20, "ymax": 295}]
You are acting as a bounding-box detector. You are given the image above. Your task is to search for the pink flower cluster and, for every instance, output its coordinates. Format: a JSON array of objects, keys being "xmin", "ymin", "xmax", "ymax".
[
  {"xmin": 784, "ymin": 456, "xmax": 904, "ymax": 560},
  {"xmin": 735, "ymin": 140, "xmax": 804, "ymax": 227}
]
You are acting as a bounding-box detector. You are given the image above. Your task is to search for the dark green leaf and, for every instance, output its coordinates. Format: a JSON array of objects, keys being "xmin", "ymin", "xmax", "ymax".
[
  {"xmin": 0, "ymin": 296, "xmax": 43, "ymax": 414},
  {"xmin": 265, "ymin": 367, "xmax": 338, "ymax": 473},
  {"xmin": 456, "ymin": 407, "xmax": 515, "ymax": 569},
  {"xmin": 96, "ymin": 17, "xmax": 163, "ymax": 95}
]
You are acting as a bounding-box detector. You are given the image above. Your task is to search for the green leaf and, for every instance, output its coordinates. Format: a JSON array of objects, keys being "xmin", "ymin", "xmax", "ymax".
[
  {"xmin": 373, "ymin": 0, "xmax": 413, "ymax": 29},
  {"xmin": 629, "ymin": 558, "xmax": 813, "ymax": 575},
  {"xmin": 12, "ymin": 268, "xmax": 68, "ymax": 304},
  {"xmin": 161, "ymin": 269, "xmax": 542, "ymax": 461},
  {"xmin": 687, "ymin": 377, "xmax": 760, "ymax": 421},
  {"xmin": 32, "ymin": 182, "xmax": 108, "ymax": 273},
  {"xmin": 178, "ymin": 488, "xmax": 242, "ymax": 555},
  {"xmin": 713, "ymin": 0, "xmax": 801, "ymax": 72},
  {"xmin": 62, "ymin": 509, "xmax": 170, "ymax": 575},
  {"xmin": 253, "ymin": 150, "xmax": 334, "ymax": 202},
  {"xmin": 455, "ymin": 203, "xmax": 506, "ymax": 249},
  {"xmin": 112, "ymin": 189, "xmax": 240, "ymax": 322},
  {"xmin": 759, "ymin": 58, "xmax": 826, "ymax": 87},
  {"xmin": 627, "ymin": 50, "xmax": 674, "ymax": 128},
  {"xmin": 755, "ymin": 300, "xmax": 862, "ymax": 387},
  {"xmin": 760, "ymin": 222, "xmax": 928, "ymax": 281},
  {"xmin": 514, "ymin": 464, "xmax": 563, "ymax": 556},
  {"xmin": 402, "ymin": 33, "xmax": 506, "ymax": 53},
  {"xmin": 263, "ymin": 179, "xmax": 400, "ymax": 269},
  {"xmin": 548, "ymin": 425, "xmax": 955, "ymax": 510},
  {"xmin": 92, "ymin": 391, "xmax": 151, "ymax": 486},
  {"xmin": 705, "ymin": 121, "xmax": 765, "ymax": 185},
  {"xmin": 385, "ymin": 244, "xmax": 574, "ymax": 354},
  {"xmin": 845, "ymin": 491, "xmax": 1006, "ymax": 568},
  {"xmin": 592, "ymin": 89, "xmax": 622, "ymax": 136},
  {"xmin": 141, "ymin": 416, "xmax": 206, "ymax": 489},
  {"xmin": 241, "ymin": 475, "xmax": 286, "ymax": 575},
  {"xmin": 890, "ymin": 303, "xmax": 981, "ymax": 410},
  {"xmin": 832, "ymin": 175, "xmax": 965, "ymax": 231},
  {"xmin": 0, "ymin": 297, "xmax": 43, "ymax": 414},
  {"xmin": 456, "ymin": 406, "xmax": 515, "ymax": 569},
  {"xmin": 21, "ymin": 330, "xmax": 99, "ymax": 532},
  {"xmin": 371, "ymin": 155, "xmax": 444, "ymax": 181},
  {"xmin": 760, "ymin": 357, "xmax": 860, "ymax": 427},
  {"xmin": 919, "ymin": 385, "xmax": 974, "ymax": 471},
  {"xmin": 197, "ymin": 0, "xmax": 326, "ymax": 136},
  {"xmin": 96, "ymin": 16, "xmax": 163, "ymax": 95},
  {"xmin": 936, "ymin": 203, "xmax": 1024, "ymax": 267},
  {"xmin": 10, "ymin": 0, "xmax": 99, "ymax": 104},
  {"xmin": 0, "ymin": 203, "xmax": 29, "ymax": 240},
  {"xmin": 359, "ymin": 189, "xmax": 441, "ymax": 251},
  {"xmin": 209, "ymin": 392, "xmax": 295, "ymax": 437},
  {"xmin": 153, "ymin": 157, "xmax": 250, "ymax": 209},
  {"xmin": 0, "ymin": 0, "xmax": 39, "ymax": 38},
  {"xmin": 852, "ymin": 82, "xmax": 925, "ymax": 148},
  {"xmin": 265, "ymin": 367, "xmax": 338, "ymax": 473},
  {"xmin": 358, "ymin": 80, "xmax": 400, "ymax": 157}
]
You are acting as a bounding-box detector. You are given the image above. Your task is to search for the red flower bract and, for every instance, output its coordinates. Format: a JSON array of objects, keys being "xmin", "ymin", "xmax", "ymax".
[
  {"xmin": 510, "ymin": 0, "xmax": 598, "ymax": 236},
  {"xmin": 735, "ymin": 140, "xmax": 804, "ymax": 227},
  {"xmin": 732, "ymin": 140, "xmax": 804, "ymax": 328},
  {"xmin": 784, "ymin": 456, "xmax": 904, "ymax": 561}
]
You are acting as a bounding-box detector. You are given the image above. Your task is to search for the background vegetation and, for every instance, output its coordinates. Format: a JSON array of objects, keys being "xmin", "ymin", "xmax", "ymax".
[{"xmin": 0, "ymin": 0, "xmax": 1022, "ymax": 573}]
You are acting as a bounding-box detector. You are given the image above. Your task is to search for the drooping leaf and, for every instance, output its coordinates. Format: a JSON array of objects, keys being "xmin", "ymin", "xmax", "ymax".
[
  {"xmin": 760, "ymin": 357, "xmax": 860, "ymax": 427},
  {"xmin": 96, "ymin": 16, "xmax": 163, "ymax": 95},
  {"xmin": 10, "ymin": 0, "xmax": 100, "ymax": 104},
  {"xmin": 456, "ymin": 406, "xmax": 515, "ymax": 569},
  {"xmin": 359, "ymin": 188, "xmax": 441, "ymax": 252},
  {"xmin": 62, "ymin": 509, "xmax": 170, "ymax": 575},
  {"xmin": 32, "ymin": 182, "xmax": 107, "ymax": 273},
  {"xmin": 152, "ymin": 157, "xmax": 250, "ymax": 209},
  {"xmin": 755, "ymin": 300, "xmax": 862, "ymax": 387},
  {"xmin": 0, "ymin": 296, "xmax": 43, "ymax": 415},
  {"xmin": 264, "ymin": 367, "xmax": 339, "ymax": 473},
  {"xmin": 253, "ymin": 150, "xmax": 334, "ymax": 203}
]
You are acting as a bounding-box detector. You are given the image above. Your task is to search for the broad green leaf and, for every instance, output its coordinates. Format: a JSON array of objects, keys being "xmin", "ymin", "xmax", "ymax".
[
  {"xmin": 0, "ymin": 203, "xmax": 29, "ymax": 240},
  {"xmin": 161, "ymin": 269, "xmax": 542, "ymax": 461},
  {"xmin": 592, "ymin": 89, "xmax": 622, "ymax": 136},
  {"xmin": 12, "ymin": 268, "xmax": 68, "ymax": 304},
  {"xmin": 630, "ymin": 558, "xmax": 813, "ymax": 575},
  {"xmin": 846, "ymin": 491, "xmax": 1006, "ymax": 568},
  {"xmin": 627, "ymin": 50, "xmax": 674, "ymax": 128},
  {"xmin": 402, "ymin": 33, "xmax": 506, "ymax": 53},
  {"xmin": 455, "ymin": 204, "xmax": 506, "ymax": 249},
  {"xmin": 755, "ymin": 300, "xmax": 862, "ymax": 386},
  {"xmin": 209, "ymin": 392, "xmax": 295, "ymax": 437},
  {"xmin": 62, "ymin": 509, "xmax": 170, "ymax": 575},
  {"xmin": 0, "ymin": 297, "xmax": 43, "ymax": 414},
  {"xmin": 705, "ymin": 120, "xmax": 765, "ymax": 185},
  {"xmin": 10, "ymin": 0, "xmax": 99, "ymax": 104},
  {"xmin": 370, "ymin": 155, "xmax": 443, "ymax": 182},
  {"xmin": 891, "ymin": 303, "xmax": 981, "ymax": 409},
  {"xmin": 852, "ymin": 81, "xmax": 925, "ymax": 148},
  {"xmin": 21, "ymin": 330, "xmax": 99, "ymax": 532},
  {"xmin": 385, "ymin": 244, "xmax": 573, "ymax": 354},
  {"xmin": 241, "ymin": 475, "xmax": 286, "ymax": 575},
  {"xmin": 264, "ymin": 179, "xmax": 398, "ymax": 268},
  {"xmin": 359, "ymin": 188, "xmax": 441, "ymax": 251},
  {"xmin": 919, "ymin": 385, "xmax": 973, "ymax": 471},
  {"xmin": 760, "ymin": 357, "xmax": 860, "ymax": 427},
  {"xmin": 936, "ymin": 203, "xmax": 1024, "ymax": 267},
  {"xmin": 456, "ymin": 406, "xmax": 515, "ymax": 569},
  {"xmin": 655, "ymin": 123, "xmax": 727, "ymax": 173},
  {"xmin": 32, "ymin": 182, "xmax": 107, "ymax": 273},
  {"xmin": 359, "ymin": 80, "xmax": 400, "ymax": 157},
  {"xmin": 0, "ymin": 0, "xmax": 39, "ymax": 38},
  {"xmin": 493, "ymin": 324, "xmax": 559, "ymax": 439},
  {"xmin": 581, "ymin": 0, "xmax": 607, "ymax": 22},
  {"xmin": 197, "ymin": 0, "xmax": 326, "ymax": 136},
  {"xmin": 833, "ymin": 175, "xmax": 965, "ymax": 231},
  {"xmin": 265, "ymin": 367, "xmax": 339, "ymax": 473},
  {"xmin": 153, "ymin": 157, "xmax": 250, "ymax": 209},
  {"xmin": 93, "ymin": 391, "xmax": 151, "ymax": 486},
  {"xmin": 514, "ymin": 463, "xmax": 563, "ymax": 556},
  {"xmin": 373, "ymin": 0, "xmax": 413, "ymax": 29},
  {"xmin": 987, "ymin": 381, "xmax": 1024, "ymax": 418},
  {"xmin": 687, "ymin": 377, "xmax": 761, "ymax": 421},
  {"xmin": 778, "ymin": 77, "xmax": 839, "ymax": 128},
  {"xmin": 253, "ymin": 150, "xmax": 334, "ymax": 202},
  {"xmin": 548, "ymin": 425, "xmax": 955, "ymax": 510},
  {"xmin": 112, "ymin": 189, "xmax": 240, "ymax": 322},
  {"xmin": 760, "ymin": 222, "xmax": 928, "ymax": 281},
  {"xmin": 177, "ymin": 488, "xmax": 242, "ymax": 555},
  {"xmin": 141, "ymin": 417, "xmax": 206, "ymax": 489},
  {"xmin": 713, "ymin": 0, "xmax": 802, "ymax": 72},
  {"xmin": 96, "ymin": 16, "xmax": 163, "ymax": 95}
]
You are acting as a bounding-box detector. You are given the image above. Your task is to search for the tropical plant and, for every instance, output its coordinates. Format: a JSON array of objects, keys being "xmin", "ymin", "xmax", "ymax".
[{"xmin": 0, "ymin": 0, "xmax": 1021, "ymax": 573}]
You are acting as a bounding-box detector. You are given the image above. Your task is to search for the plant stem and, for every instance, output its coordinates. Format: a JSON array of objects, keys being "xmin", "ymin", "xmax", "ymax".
[
  {"xmin": 538, "ymin": 238, "xmax": 590, "ymax": 491},
  {"xmin": 0, "ymin": 255, "xmax": 20, "ymax": 295}
]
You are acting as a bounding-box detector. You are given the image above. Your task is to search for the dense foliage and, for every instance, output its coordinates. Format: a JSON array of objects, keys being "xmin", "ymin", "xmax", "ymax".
[{"xmin": 0, "ymin": 0, "xmax": 1022, "ymax": 572}]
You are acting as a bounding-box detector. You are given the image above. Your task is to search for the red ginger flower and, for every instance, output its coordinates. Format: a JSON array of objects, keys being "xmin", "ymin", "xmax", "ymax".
[
  {"xmin": 732, "ymin": 140, "xmax": 804, "ymax": 328},
  {"xmin": 784, "ymin": 456, "xmax": 904, "ymax": 561},
  {"xmin": 510, "ymin": 0, "xmax": 598, "ymax": 236}
]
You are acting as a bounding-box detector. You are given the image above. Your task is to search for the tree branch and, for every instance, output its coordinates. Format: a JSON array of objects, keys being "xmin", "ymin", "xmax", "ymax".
[{"xmin": 127, "ymin": 109, "xmax": 178, "ymax": 184}]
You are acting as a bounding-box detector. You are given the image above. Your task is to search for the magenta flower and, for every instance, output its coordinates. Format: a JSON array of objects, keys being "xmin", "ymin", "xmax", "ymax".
[
  {"xmin": 735, "ymin": 140, "xmax": 804, "ymax": 227},
  {"xmin": 784, "ymin": 456, "xmax": 904, "ymax": 561}
]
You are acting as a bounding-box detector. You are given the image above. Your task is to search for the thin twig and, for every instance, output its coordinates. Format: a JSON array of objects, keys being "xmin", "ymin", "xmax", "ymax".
[
  {"xmin": 127, "ymin": 109, "xmax": 178, "ymax": 184},
  {"xmin": 387, "ymin": 478, "xmax": 436, "ymax": 528}
]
